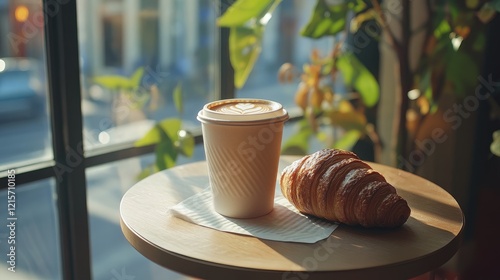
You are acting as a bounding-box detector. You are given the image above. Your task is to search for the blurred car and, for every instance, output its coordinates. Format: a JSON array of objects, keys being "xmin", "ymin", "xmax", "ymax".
[{"xmin": 0, "ymin": 57, "xmax": 45, "ymax": 121}]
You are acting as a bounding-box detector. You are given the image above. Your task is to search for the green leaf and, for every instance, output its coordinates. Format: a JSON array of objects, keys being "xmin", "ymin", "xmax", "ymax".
[
  {"xmin": 155, "ymin": 139, "xmax": 178, "ymax": 170},
  {"xmin": 134, "ymin": 118, "xmax": 182, "ymax": 147},
  {"xmin": 421, "ymin": 81, "xmax": 438, "ymax": 113},
  {"xmin": 154, "ymin": 121, "xmax": 179, "ymax": 170},
  {"xmin": 445, "ymin": 50, "xmax": 479, "ymax": 97},
  {"xmin": 493, "ymin": 130, "xmax": 500, "ymax": 140},
  {"xmin": 301, "ymin": 0, "xmax": 348, "ymax": 39},
  {"xmin": 93, "ymin": 67, "xmax": 144, "ymax": 90},
  {"xmin": 327, "ymin": 99, "xmax": 367, "ymax": 131},
  {"xmin": 217, "ymin": 0, "xmax": 278, "ymax": 27},
  {"xmin": 321, "ymin": 58, "xmax": 335, "ymax": 76},
  {"xmin": 135, "ymin": 126, "xmax": 161, "ymax": 147},
  {"xmin": 424, "ymin": 86, "xmax": 432, "ymax": 101},
  {"xmin": 333, "ymin": 130, "xmax": 361, "ymax": 150},
  {"xmin": 491, "ymin": 130, "xmax": 500, "ymax": 156},
  {"xmin": 466, "ymin": 0, "xmax": 480, "ymax": 9},
  {"xmin": 336, "ymin": 53, "xmax": 380, "ymax": 107},
  {"xmin": 229, "ymin": 25, "xmax": 264, "ymax": 88},
  {"xmin": 220, "ymin": 0, "xmax": 281, "ymax": 88},
  {"xmin": 135, "ymin": 118, "xmax": 185, "ymax": 172},
  {"xmin": 430, "ymin": 35, "xmax": 453, "ymax": 64},
  {"xmin": 281, "ymin": 120, "xmax": 313, "ymax": 155},
  {"xmin": 433, "ymin": 19, "xmax": 451, "ymax": 39},
  {"xmin": 419, "ymin": 70, "xmax": 431, "ymax": 96},
  {"xmin": 176, "ymin": 130, "xmax": 195, "ymax": 157},
  {"xmin": 130, "ymin": 67, "xmax": 145, "ymax": 90},
  {"xmin": 173, "ymin": 83, "xmax": 183, "ymax": 114},
  {"xmin": 448, "ymin": 1, "xmax": 460, "ymax": 19},
  {"xmin": 348, "ymin": 0, "xmax": 368, "ymax": 13},
  {"xmin": 328, "ymin": 110, "xmax": 367, "ymax": 132},
  {"xmin": 419, "ymin": 75, "xmax": 439, "ymax": 114},
  {"xmin": 157, "ymin": 118, "xmax": 182, "ymax": 140},
  {"xmin": 93, "ymin": 76, "xmax": 132, "ymax": 91}
]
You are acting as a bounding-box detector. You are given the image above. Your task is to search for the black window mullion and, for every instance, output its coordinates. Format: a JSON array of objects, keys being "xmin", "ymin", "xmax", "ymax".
[
  {"xmin": 219, "ymin": 3, "xmax": 235, "ymax": 99},
  {"xmin": 43, "ymin": 0, "xmax": 91, "ymax": 279}
]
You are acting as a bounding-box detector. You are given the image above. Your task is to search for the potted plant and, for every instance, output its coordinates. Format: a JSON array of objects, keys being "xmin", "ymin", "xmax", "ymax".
[{"xmin": 217, "ymin": 0, "xmax": 500, "ymax": 169}]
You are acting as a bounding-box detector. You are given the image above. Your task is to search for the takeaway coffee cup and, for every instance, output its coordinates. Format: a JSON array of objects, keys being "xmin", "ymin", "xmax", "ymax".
[{"xmin": 197, "ymin": 99, "xmax": 289, "ymax": 218}]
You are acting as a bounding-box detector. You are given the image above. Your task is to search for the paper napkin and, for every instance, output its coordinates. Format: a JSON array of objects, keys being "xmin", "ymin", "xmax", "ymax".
[{"xmin": 169, "ymin": 189, "xmax": 338, "ymax": 243}]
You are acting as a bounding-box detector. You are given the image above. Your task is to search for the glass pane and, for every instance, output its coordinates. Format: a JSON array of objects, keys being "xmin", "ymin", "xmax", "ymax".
[
  {"xmin": 86, "ymin": 146, "xmax": 205, "ymax": 279},
  {"xmin": 0, "ymin": 1, "xmax": 52, "ymax": 170},
  {"xmin": 236, "ymin": 1, "xmax": 335, "ymax": 109},
  {"xmin": 0, "ymin": 178, "xmax": 62, "ymax": 280},
  {"xmin": 77, "ymin": 0, "xmax": 218, "ymax": 151}
]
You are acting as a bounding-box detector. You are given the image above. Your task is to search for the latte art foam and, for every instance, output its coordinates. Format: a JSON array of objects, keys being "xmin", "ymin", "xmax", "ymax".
[
  {"xmin": 215, "ymin": 102, "xmax": 272, "ymax": 115},
  {"xmin": 199, "ymin": 98, "xmax": 288, "ymax": 124}
]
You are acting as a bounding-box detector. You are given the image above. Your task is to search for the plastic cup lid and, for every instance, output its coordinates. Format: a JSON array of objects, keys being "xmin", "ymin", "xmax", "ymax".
[{"xmin": 197, "ymin": 99, "xmax": 289, "ymax": 125}]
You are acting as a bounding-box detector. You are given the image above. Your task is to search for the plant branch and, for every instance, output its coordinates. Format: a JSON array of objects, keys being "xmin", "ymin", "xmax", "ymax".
[
  {"xmin": 412, "ymin": 0, "xmax": 434, "ymax": 76},
  {"xmin": 370, "ymin": 0, "xmax": 402, "ymax": 53},
  {"xmin": 398, "ymin": 0, "xmax": 412, "ymax": 162},
  {"xmin": 404, "ymin": 0, "xmax": 435, "ymax": 172}
]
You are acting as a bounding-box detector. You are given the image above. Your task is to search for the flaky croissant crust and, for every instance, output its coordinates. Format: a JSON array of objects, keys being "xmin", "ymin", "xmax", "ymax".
[{"xmin": 280, "ymin": 149, "xmax": 411, "ymax": 228}]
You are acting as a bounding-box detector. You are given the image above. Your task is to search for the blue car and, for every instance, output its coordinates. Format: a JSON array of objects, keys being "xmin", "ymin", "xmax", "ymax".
[{"xmin": 0, "ymin": 57, "xmax": 46, "ymax": 121}]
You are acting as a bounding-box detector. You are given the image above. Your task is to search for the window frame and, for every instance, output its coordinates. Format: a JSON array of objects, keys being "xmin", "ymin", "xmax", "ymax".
[{"xmin": 0, "ymin": 0, "xmax": 233, "ymax": 278}]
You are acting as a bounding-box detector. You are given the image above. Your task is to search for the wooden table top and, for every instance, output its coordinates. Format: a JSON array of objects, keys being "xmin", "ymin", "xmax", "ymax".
[{"xmin": 120, "ymin": 156, "xmax": 464, "ymax": 280}]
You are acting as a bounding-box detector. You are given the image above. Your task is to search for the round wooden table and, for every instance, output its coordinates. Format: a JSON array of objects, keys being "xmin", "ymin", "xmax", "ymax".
[{"xmin": 120, "ymin": 156, "xmax": 464, "ymax": 280}]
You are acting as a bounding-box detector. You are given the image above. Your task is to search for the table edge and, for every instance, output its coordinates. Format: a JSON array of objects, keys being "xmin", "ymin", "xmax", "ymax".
[{"xmin": 120, "ymin": 201, "xmax": 464, "ymax": 280}]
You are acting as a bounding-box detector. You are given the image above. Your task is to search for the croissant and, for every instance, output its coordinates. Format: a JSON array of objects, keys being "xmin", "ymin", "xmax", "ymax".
[{"xmin": 280, "ymin": 149, "xmax": 411, "ymax": 228}]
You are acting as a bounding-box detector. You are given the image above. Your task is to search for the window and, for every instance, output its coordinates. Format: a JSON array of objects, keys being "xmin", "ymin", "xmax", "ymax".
[
  {"xmin": 102, "ymin": 1, "xmax": 124, "ymax": 67},
  {"xmin": 0, "ymin": 0, "xmax": 52, "ymax": 170},
  {"xmin": 79, "ymin": 0, "xmax": 217, "ymax": 151},
  {"xmin": 0, "ymin": 1, "xmax": 316, "ymax": 279},
  {"xmin": 1, "ymin": 0, "xmax": 218, "ymax": 279},
  {"xmin": 0, "ymin": 179, "xmax": 61, "ymax": 279}
]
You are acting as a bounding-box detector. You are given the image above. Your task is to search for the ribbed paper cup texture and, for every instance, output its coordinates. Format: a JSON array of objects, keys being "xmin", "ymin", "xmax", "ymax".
[{"xmin": 198, "ymin": 99, "xmax": 289, "ymax": 218}]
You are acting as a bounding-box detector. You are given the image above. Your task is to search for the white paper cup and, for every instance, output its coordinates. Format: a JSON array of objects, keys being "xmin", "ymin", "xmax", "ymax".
[{"xmin": 197, "ymin": 99, "xmax": 289, "ymax": 218}]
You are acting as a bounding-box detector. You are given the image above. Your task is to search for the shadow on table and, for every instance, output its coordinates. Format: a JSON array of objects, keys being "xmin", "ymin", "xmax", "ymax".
[{"xmin": 259, "ymin": 216, "xmax": 458, "ymax": 280}]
